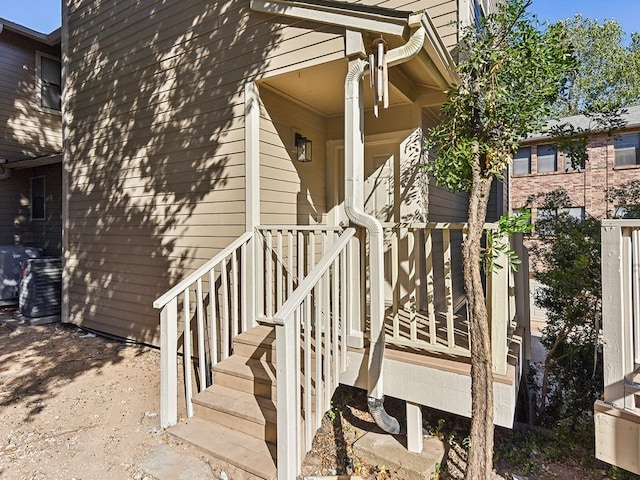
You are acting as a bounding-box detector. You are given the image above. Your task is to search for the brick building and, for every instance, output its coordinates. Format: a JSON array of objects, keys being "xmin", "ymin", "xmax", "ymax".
[{"xmin": 511, "ymin": 105, "xmax": 640, "ymax": 221}]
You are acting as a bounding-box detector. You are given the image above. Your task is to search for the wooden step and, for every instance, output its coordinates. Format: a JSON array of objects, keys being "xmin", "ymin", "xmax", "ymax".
[
  {"xmin": 213, "ymin": 355, "xmax": 277, "ymax": 400},
  {"xmin": 192, "ymin": 384, "xmax": 277, "ymax": 442},
  {"xmin": 233, "ymin": 325, "xmax": 276, "ymax": 360},
  {"xmin": 168, "ymin": 417, "xmax": 277, "ymax": 480}
]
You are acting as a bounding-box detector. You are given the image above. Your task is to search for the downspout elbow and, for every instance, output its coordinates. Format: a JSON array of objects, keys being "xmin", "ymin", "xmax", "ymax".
[{"xmin": 0, "ymin": 166, "xmax": 11, "ymax": 181}]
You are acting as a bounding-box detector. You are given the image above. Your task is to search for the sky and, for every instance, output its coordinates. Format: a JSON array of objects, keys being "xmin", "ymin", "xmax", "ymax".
[{"xmin": 0, "ymin": 0, "xmax": 639, "ymax": 35}]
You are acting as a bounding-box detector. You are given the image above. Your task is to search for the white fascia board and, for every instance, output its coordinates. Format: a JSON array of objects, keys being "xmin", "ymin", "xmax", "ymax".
[
  {"xmin": 250, "ymin": 0, "xmax": 408, "ymax": 37},
  {"xmin": 418, "ymin": 12, "xmax": 459, "ymax": 87}
]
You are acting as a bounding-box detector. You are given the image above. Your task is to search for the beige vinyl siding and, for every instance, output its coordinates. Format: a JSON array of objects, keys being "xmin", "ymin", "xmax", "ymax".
[
  {"xmin": 259, "ymin": 88, "xmax": 327, "ymax": 225},
  {"xmin": 0, "ymin": 170, "xmax": 28, "ymax": 246},
  {"xmin": 0, "ymin": 30, "xmax": 61, "ymax": 160},
  {"xmin": 65, "ymin": 0, "xmax": 343, "ymax": 344},
  {"xmin": 0, "ymin": 164, "xmax": 62, "ymax": 255}
]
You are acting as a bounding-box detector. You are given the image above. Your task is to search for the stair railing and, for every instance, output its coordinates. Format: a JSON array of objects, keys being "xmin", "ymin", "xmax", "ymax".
[
  {"xmin": 273, "ymin": 227, "xmax": 356, "ymax": 480},
  {"xmin": 256, "ymin": 225, "xmax": 343, "ymax": 322},
  {"xmin": 153, "ymin": 231, "xmax": 254, "ymax": 428}
]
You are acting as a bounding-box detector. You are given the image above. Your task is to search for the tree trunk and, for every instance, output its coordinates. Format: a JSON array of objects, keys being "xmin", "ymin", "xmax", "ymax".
[{"xmin": 463, "ymin": 158, "xmax": 497, "ymax": 480}]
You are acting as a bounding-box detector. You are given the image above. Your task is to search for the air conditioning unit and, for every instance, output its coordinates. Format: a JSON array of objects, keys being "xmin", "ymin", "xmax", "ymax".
[
  {"xmin": 0, "ymin": 246, "xmax": 42, "ymax": 304},
  {"xmin": 19, "ymin": 257, "xmax": 62, "ymax": 319}
]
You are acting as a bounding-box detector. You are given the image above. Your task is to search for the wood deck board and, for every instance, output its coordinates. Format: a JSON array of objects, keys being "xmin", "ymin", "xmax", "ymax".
[
  {"xmin": 169, "ymin": 418, "xmax": 276, "ymax": 480},
  {"xmin": 194, "ymin": 385, "xmax": 277, "ymax": 422}
]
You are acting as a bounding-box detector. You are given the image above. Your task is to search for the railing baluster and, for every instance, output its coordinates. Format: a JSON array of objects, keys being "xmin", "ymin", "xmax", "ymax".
[
  {"xmin": 304, "ymin": 294, "xmax": 312, "ymax": 451},
  {"xmin": 392, "ymin": 226, "xmax": 399, "ymax": 339},
  {"xmin": 257, "ymin": 229, "xmax": 265, "ymax": 319},
  {"xmin": 408, "ymin": 228, "xmax": 417, "ymax": 342},
  {"xmin": 183, "ymin": 289, "xmax": 194, "ymax": 418},
  {"xmin": 209, "ymin": 268, "xmax": 218, "ymax": 370},
  {"xmin": 309, "ymin": 231, "xmax": 316, "ymax": 273},
  {"xmin": 340, "ymin": 247, "xmax": 348, "ymax": 371},
  {"xmin": 324, "ymin": 257, "xmax": 331, "ymax": 410},
  {"xmin": 332, "ymin": 258, "xmax": 339, "ymax": 391},
  {"xmin": 221, "ymin": 256, "xmax": 230, "ymax": 360},
  {"xmin": 277, "ymin": 231, "xmax": 283, "ymax": 311},
  {"xmin": 314, "ymin": 282, "xmax": 322, "ymax": 429},
  {"xmin": 266, "ymin": 230, "xmax": 273, "ymax": 318},
  {"xmin": 424, "ymin": 229, "xmax": 436, "ymax": 345},
  {"xmin": 443, "ymin": 228, "xmax": 455, "ymax": 349},
  {"xmin": 240, "ymin": 241, "xmax": 248, "ymax": 332},
  {"xmin": 196, "ymin": 278, "xmax": 207, "ymax": 390},
  {"xmin": 231, "ymin": 249, "xmax": 239, "ymax": 340},
  {"xmin": 298, "ymin": 231, "xmax": 304, "ymax": 284},
  {"xmin": 287, "ymin": 230, "xmax": 294, "ymax": 301}
]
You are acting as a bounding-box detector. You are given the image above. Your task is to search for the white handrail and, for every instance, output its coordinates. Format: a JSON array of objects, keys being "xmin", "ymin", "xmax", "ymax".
[
  {"xmin": 274, "ymin": 227, "xmax": 355, "ymax": 479},
  {"xmin": 153, "ymin": 231, "xmax": 254, "ymax": 309}
]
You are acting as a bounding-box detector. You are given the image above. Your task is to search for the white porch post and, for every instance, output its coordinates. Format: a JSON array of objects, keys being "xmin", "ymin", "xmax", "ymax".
[
  {"xmin": 602, "ymin": 221, "xmax": 636, "ymax": 409},
  {"xmin": 160, "ymin": 298, "xmax": 178, "ymax": 428},
  {"xmin": 245, "ymin": 82, "xmax": 261, "ymax": 329}
]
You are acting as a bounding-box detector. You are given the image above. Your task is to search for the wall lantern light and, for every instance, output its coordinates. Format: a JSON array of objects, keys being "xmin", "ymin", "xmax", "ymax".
[{"xmin": 295, "ymin": 133, "xmax": 312, "ymax": 162}]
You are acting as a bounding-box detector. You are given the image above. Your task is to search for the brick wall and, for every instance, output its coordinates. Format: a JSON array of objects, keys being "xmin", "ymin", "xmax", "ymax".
[{"xmin": 511, "ymin": 129, "xmax": 640, "ymax": 220}]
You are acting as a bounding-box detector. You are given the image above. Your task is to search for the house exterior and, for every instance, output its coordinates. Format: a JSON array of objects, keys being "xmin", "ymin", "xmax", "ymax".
[
  {"xmin": 511, "ymin": 106, "xmax": 640, "ymax": 223},
  {"xmin": 63, "ymin": 1, "xmax": 527, "ymax": 478},
  {"xmin": 0, "ymin": 19, "xmax": 62, "ymax": 256},
  {"xmin": 510, "ymin": 106, "xmax": 640, "ymax": 321}
]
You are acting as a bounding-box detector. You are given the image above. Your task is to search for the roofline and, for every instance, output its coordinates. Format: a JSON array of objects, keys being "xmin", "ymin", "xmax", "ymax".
[
  {"xmin": 0, "ymin": 17, "xmax": 61, "ymax": 46},
  {"xmin": 250, "ymin": 0, "xmax": 458, "ymax": 86},
  {"xmin": 523, "ymin": 106, "xmax": 640, "ymax": 143},
  {"xmin": 1, "ymin": 153, "xmax": 62, "ymax": 170},
  {"xmin": 250, "ymin": 0, "xmax": 411, "ymax": 37}
]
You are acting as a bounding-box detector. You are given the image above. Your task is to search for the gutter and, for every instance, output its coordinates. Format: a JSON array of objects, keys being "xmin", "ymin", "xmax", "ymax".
[{"xmin": 344, "ymin": 25, "xmax": 426, "ymax": 434}]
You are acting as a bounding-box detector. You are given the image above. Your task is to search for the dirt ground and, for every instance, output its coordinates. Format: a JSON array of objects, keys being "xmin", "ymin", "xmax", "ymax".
[
  {"xmin": 0, "ymin": 310, "xmax": 633, "ymax": 480},
  {"xmin": 0, "ymin": 316, "xmax": 165, "ymax": 480}
]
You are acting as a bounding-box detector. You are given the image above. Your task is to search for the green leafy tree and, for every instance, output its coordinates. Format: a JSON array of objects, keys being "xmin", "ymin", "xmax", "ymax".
[
  {"xmin": 527, "ymin": 189, "xmax": 602, "ymax": 423},
  {"xmin": 553, "ymin": 15, "xmax": 640, "ymax": 116},
  {"xmin": 605, "ymin": 180, "xmax": 640, "ymax": 218},
  {"xmin": 425, "ymin": 1, "xmax": 575, "ymax": 477}
]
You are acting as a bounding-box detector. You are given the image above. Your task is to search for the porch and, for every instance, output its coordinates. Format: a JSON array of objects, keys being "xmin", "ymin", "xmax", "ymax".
[{"xmin": 153, "ymin": 223, "xmax": 529, "ymax": 479}]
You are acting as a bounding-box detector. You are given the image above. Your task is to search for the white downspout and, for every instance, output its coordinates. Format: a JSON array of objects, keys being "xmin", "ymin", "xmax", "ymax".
[{"xmin": 344, "ymin": 26, "xmax": 426, "ymax": 431}]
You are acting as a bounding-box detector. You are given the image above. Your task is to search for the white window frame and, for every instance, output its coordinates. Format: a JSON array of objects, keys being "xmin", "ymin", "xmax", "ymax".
[
  {"xmin": 35, "ymin": 51, "xmax": 62, "ymax": 114},
  {"xmin": 614, "ymin": 133, "xmax": 640, "ymax": 166},
  {"xmin": 513, "ymin": 147, "xmax": 531, "ymax": 175},
  {"xmin": 31, "ymin": 176, "xmax": 46, "ymax": 221},
  {"xmin": 536, "ymin": 144, "xmax": 557, "ymax": 173}
]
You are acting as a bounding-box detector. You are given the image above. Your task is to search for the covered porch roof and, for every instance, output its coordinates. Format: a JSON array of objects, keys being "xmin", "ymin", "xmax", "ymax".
[{"xmin": 251, "ymin": 0, "xmax": 458, "ymax": 117}]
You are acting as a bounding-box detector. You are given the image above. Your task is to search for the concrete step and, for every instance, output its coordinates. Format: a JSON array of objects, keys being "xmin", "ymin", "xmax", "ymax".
[
  {"xmin": 192, "ymin": 384, "xmax": 277, "ymax": 443},
  {"xmin": 168, "ymin": 417, "xmax": 277, "ymax": 480},
  {"xmin": 233, "ymin": 325, "xmax": 276, "ymax": 360},
  {"xmin": 213, "ymin": 355, "xmax": 277, "ymax": 401}
]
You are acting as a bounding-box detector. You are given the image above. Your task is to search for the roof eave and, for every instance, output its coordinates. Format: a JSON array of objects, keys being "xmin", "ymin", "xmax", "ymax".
[{"xmin": 0, "ymin": 17, "xmax": 61, "ymax": 46}]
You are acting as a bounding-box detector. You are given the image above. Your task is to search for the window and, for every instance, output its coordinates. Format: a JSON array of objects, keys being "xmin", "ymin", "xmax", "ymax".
[
  {"xmin": 36, "ymin": 52, "xmax": 61, "ymax": 111},
  {"xmin": 564, "ymin": 207, "xmax": 585, "ymax": 221},
  {"xmin": 615, "ymin": 133, "xmax": 639, "ymax": 166},
  {"xmin": 614, "ymin": 206, "xmax": 628, "ymax": 219},
  {"xmin": 31, "ymin": 177, "xmax": 45, "ymax": 221},
  {"xmin": 535, "ymin": 208, "xmax": 556, "ymax": 235},
  {"xmin": 537, "ymin": 144, "xmax": 557, "ymax": 173},
  {"xmin": 513, "ymin": 147, "xmax": 531, "ymax": 175}
]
